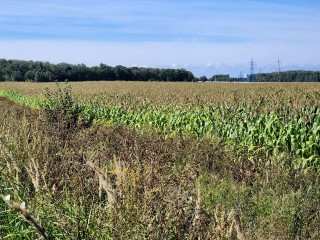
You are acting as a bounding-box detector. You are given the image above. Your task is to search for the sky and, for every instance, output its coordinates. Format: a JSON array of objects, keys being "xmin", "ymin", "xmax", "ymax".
[{"xmin": 1, "ymin": 0, "xmax": 320, "ymax": 77}]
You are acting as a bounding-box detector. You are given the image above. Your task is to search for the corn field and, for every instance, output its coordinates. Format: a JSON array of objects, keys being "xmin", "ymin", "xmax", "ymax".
[
  {"xmin": 0, "ymin": 82, "xmax": 320, "ymax": 171},
  {"xmin": 0, "ymin": 81, "xmax": 320, "ymax": 239}
]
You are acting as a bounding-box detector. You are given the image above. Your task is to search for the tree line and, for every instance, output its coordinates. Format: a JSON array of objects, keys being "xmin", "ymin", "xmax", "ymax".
[
  {"xmin": 198, "ymin": 71, "xmax": 320, "ymax": 82},
  {"xmin": 0, "ymin": 59, "xmax": 194, "ymax": 82},
  {"xmin": 1, "ymin": 58, "xmax": 320, "ymax": 82},
  {"xmin": 253, "ymin": 71, "xmax": 320, "ymax": 82}
]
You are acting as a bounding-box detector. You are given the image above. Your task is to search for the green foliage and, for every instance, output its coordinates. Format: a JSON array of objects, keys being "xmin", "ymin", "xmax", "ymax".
[
  {"xmin": 76, "ymin": 102, "xmax": 320, "ymax": 170},
  {"xmin": 0, "ymin": 89, "xmax": 43, "ymax": 109},
  {"xmin": 254, "ymin": 70, "xmax": 320, "ymax": 82},
  {"xmin": 208, "ymin": 71, "xmax": 320, "ymax": 82},
  {"xmin": 41, "ymin": 82, "xmax": 82, "ymax": 129},
  {"xmin": 0, "ymin": 58, "xmax": 195, "ymax": 82},
  {"xmin": 0, "ymin": 169, "xmax": 39, "ymax": 239}
]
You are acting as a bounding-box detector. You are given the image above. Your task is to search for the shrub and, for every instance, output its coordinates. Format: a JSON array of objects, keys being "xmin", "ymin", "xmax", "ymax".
[{"xmin": 42, "ymin": 82, "xmax": 81, "ymax": 130}]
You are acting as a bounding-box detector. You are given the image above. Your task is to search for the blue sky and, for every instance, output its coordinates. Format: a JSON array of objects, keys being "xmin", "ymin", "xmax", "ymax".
[{"xmin": 1, "ymin": 0, "xmax": 320, "ymax": 77}]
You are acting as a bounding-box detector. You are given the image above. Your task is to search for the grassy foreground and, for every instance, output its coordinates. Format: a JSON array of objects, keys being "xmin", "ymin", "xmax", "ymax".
[{"xmin": 0, "ymin": 82, "xmax": 319, "ymax": 239}]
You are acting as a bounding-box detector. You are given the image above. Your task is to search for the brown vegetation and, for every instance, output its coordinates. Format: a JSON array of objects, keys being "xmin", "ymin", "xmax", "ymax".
[{"xmin": 2, "ymin": 81, "xmax": 320, "ymax": 110}]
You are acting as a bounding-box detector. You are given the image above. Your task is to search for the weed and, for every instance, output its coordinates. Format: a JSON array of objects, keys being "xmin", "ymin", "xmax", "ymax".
[{"xmin": 42, "ymin": 82, "xmax": 81, "ymax": 130}]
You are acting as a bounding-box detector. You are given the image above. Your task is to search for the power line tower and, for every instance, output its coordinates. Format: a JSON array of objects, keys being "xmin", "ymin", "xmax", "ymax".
[
  {"xmin": 277, "ymin": 58, "xmax": 282, "ymax": 81},
  {"xmin": 277, "ymin": 58, "xmax": 282, "ymax": 73},
  {"xmin": 249, "ymin": 58, "xmax": 255, "ymax": 82}
]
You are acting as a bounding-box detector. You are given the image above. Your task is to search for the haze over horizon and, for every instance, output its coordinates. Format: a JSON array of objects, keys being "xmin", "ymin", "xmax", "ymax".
[{"xmin": 1, "ymin": 0, "xmax": 320, "ymax": 77}]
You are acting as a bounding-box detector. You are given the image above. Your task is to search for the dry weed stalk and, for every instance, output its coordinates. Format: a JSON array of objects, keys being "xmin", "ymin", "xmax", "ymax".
[
  {"xmin": 228, "ymin": 209, "xmax": 245, "ymax": 240},
  {"xmin": 193, "ymin": 185, "xmax": 202, "ymax": 227},
  {"xmin": 0, "ymin": 125, "xmax": 48, "ymax": 193},
  {"xmin": 1, "ymin": 195, "xmax": 49, "ymax": 239},
  {"xmin": 25, "ymin": 157, "xmax": 46, "ymax": 192},
  {"xmin": 86, "ymin": 160, "xmax": 117, "ymax": 204},
  {"xmin": 0, "ymin": 142, "xmax": 20, "ymax": 195},
  {"xmin": 213, "ymin": 205, "xmax": 246, "ymax": 240}
]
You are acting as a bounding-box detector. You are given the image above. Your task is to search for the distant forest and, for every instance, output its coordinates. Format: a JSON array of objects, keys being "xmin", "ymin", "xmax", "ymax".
[
  {"xmin": 200, "ymin": 71, "xmax": 320, "ymax": 82},
  {"xmin": 1, "ymin": 58, "xmax": 320, "ymax": 82},
  {"xmin": 0, "ymin": 59, "xmax": 194, "ymax": 82}
]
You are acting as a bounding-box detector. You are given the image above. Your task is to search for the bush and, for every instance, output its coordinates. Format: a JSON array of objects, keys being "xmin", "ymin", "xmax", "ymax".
[{"xmin": 42, "ymin": 82, "xmax": 81, "ymax": 130}]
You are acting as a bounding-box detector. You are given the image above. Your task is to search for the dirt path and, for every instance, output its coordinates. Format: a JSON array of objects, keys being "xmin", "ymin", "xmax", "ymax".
[
  {"xmin": 0, "ymin": 96, "xmax": 17, "ymax": 107},
  {"xmin": 0, "ymin": 96, "xmax": 39, "ymax": 120}
]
